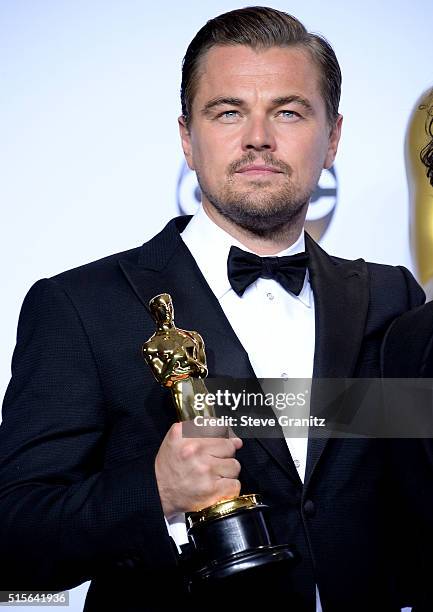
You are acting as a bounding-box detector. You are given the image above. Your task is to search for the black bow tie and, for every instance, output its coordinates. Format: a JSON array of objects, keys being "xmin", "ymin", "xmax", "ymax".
[{"xmin": 227, "ymin": 245, "xmax": 309, "ymax": 297}]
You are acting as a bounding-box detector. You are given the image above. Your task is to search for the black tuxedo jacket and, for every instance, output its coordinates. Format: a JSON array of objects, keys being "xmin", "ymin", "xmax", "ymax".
[
  {"xmin": 0, "ymin": 217, "xmax": 425, "ymax": 612},
  {"xmin": 381, "ymin": 302, "xmax": 433, "ymax": 611},
  {"xmin": 382, "ymin": 301, "xmax": 433, "ymax": 378}
]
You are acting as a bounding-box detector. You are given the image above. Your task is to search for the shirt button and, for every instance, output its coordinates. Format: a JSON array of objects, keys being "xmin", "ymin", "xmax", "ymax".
[
  {"xmin": 266, "ymin": 292, "xmax": 274, "ymax": 301},
  {"xmin": 294, "ymin": 459, "xmax": 301, "ymax": 468}
]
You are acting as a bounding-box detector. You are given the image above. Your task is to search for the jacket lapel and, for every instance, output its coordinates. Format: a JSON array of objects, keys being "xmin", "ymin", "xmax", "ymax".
[
  {"xmin": 304, "ymin": 233, "xmax": 369, "ymax": 488},
  {"xmin": 118, "ymin": 216, "xmax": 300, "ymax": 486}
]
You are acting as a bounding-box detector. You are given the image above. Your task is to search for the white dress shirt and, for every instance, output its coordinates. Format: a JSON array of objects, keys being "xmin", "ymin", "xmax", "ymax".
[
  {"xmin": 182, "ymin": 204, "xmax": 315, "ymax": 476},
  {"xmin": 165, "ymin": 205, "xmax": 320, "ymax": 610}
]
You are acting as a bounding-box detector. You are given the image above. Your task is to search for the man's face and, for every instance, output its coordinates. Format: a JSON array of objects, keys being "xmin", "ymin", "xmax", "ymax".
[{"xmin": 179, "ymin": 44, "xmax": 342, "ymax": 235}]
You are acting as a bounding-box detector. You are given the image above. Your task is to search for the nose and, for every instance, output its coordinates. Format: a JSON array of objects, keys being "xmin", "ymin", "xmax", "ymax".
[{"xmin": 241, "ymin": 115, "xmax": 276, "ymax": 152}]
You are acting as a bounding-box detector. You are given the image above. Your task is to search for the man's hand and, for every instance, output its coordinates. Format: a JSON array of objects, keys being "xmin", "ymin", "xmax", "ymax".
[{"xmin": 155, "ymin": 422, "xmax": 243, "ymax": 518}]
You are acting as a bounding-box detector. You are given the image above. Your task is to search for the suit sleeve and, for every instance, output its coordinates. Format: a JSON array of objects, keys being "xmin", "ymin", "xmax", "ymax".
[
  {"xmin": 397, "ymin": 265, "xmax": 426, "ymax": 308},
  {"xmin": 0, "ymin": 279, "xmax": 178, "ymax": 590}
]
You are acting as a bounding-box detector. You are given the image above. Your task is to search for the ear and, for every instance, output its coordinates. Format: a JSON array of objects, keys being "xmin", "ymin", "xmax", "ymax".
[
  {"xmin": 178, "ymin": 115, "xmax": 195, "ymax": 171},
  {"xmin": 324, "ymin": 114, "xmax": 343, "ymax": 169}
]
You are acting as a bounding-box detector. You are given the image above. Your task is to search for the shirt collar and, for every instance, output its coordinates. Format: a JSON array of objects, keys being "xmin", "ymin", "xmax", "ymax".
[{"xmin": 181, "ymin": 204, "xmax": 312, "ymax": 307}]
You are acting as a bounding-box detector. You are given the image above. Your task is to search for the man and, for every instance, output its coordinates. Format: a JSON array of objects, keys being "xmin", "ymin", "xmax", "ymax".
[
  {"xmin": 0, "ymin": 7, "xmax": 425, "ymax": 612},
  {"xmin": 381, "ymin": 92, "xmax": 433, "ymax": 611}
]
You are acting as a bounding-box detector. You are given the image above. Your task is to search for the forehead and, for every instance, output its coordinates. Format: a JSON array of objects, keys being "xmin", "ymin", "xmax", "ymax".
[{"xmin": 194, "ymin": 44, "xmax": 322, "ymax": 104}]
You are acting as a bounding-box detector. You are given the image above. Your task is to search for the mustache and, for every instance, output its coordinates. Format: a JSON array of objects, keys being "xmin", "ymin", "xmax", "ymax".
[{"xmin": 227, "ymin": 152, "xmax": 292, "ymax": 175}]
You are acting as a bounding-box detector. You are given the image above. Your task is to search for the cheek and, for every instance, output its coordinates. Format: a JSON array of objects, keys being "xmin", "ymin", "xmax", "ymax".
[
  {"xmin": 191, "ymin": 131, "xmax": 230, "ymax": 174},
  {"xmin": 292, "ymin": 133, "xmax": 329, "ymax": 173},
  {"xmin": 191, "ymin": 130, "xmax": 213, "ymax": 166}
]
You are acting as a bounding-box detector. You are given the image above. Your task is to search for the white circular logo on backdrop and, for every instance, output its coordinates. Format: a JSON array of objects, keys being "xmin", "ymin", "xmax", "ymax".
[{"xmin": 176, "ymin": 163, "xmax": 338, "ymax": 241}]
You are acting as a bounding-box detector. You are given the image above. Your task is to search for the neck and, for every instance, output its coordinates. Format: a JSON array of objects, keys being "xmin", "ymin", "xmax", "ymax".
[
  {"xmin": 202, "ymin": 201, "xmax": 306, "ymax": 256},
  {"xmin": 157, "ymin": 322, "xmax": 174, "ymax": 332}
]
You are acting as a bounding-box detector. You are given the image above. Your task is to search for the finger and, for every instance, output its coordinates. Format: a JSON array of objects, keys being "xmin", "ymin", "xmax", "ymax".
[
  {"xmin": 164, "ymin": 422, "xmax": 184, "ymax": 447},
  {"xmin": 214, "ymin": 478, "xmax": 241, "ymax": 501},
  {"xmin": 211, "ymin": 457, "xmax": 241, "ymax": 479},
  {"xmin": 230, "ymin": 435, "xmax": 243, "ymax": 450},
  {"xmin": 202, "ymin": 437, "xmax": 240, "ymax": 458},
  {"xmin": 195, "ymin": 424, "xmax": 230, "ymax": 439},
  {"xmin": 180, "ymin": 422, "xmax": 229, "ymax": 439}
]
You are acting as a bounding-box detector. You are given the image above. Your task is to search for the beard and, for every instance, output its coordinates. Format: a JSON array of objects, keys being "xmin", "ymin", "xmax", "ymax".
[{"xmin": 196, "ymin": 152, "xmax": 316, "ymax": 238}]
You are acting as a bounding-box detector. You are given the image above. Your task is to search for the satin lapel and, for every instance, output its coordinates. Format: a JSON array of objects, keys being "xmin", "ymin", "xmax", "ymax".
[
  {"xmin": 118, "ymin": 217, "xmax": 300, "ymax": 486},
  {"xmin": 304, "ymin": 233, "xmax": 369, "ymax": 489}
]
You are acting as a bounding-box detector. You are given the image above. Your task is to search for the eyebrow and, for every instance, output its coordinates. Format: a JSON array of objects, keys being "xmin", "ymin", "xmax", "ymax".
[
  {"xmin": 200, "ymin": 94, "xmax": 315, "ymax": 116},
  {"xmin": 201, "ymin": 97, "xmax": 245, "ymax": 115},
  {"xmin": 272, "ymin": 95, "xmax": 314, "ymax": 115}
]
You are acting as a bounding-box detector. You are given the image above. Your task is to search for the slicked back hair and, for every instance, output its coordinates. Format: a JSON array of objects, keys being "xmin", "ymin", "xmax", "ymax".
[{"xmin": 181, "ymin": 6, "xmax": 342, "ymax": 128}]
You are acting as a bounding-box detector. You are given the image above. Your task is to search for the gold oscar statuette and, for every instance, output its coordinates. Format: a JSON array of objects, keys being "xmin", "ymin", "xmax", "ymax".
[
  {"xmin": 406, "ymin": 87, "xmax": 433, "ymax": 298},
  {"xmin": 142, "ymin": 293, "xmax": 296, "ymax": 587}
]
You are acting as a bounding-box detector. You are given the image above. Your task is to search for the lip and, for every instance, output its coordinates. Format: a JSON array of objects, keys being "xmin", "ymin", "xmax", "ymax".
[{"xmin": 236, "ymin": 165, "xmax": 282, "ymax": 175}]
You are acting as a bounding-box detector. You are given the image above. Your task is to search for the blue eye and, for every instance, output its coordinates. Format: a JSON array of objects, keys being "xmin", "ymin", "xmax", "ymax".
[
  {"xmin": 216, "ymin": 110, "xmax": 240, "ymax": 122},
  {"xmin": 278, "ymin": 110, "xmax": 299, "ymax": 119}
]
